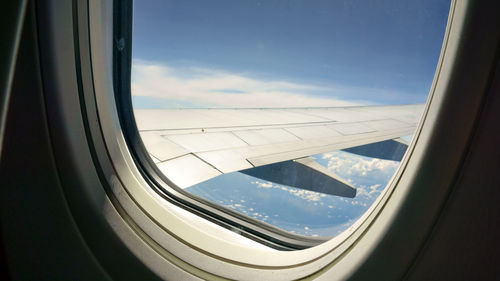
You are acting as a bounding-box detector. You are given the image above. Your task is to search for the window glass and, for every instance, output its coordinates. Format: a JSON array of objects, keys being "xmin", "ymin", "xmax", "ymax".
[{"xmin": 132, "ymin": 0, "xmax": 450, "ymax": 238}]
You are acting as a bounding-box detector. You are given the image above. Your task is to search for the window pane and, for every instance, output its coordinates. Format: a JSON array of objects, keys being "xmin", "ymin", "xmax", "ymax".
[{"xmin": 132, "ymin": 0, "xmax": 450, "ymax": 239}]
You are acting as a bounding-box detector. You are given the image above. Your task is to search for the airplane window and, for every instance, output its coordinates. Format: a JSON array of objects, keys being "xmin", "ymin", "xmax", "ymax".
[{"xmin": 131, "ymin": 0, "xmax": 450, "ymax": 244}]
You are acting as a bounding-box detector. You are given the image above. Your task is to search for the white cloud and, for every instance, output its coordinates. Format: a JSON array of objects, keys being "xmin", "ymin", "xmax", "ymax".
[
  {"xmin": 323, "ymin": 151, "xmax": 399, "ymax": 179},
  {"xmin": 253, "ymin": 181, "xmax": 273, "ymax": 188},
  {"xmin": 131, "ymin": 60, "xmax": 364, "ymax": 108},
  {"xmin": 322, "ymin": 151, "xmax": 399, "ymax": 199},
  {"xmin": 252, "ymin": 180, "xmax": 323, "ymax": 202}
]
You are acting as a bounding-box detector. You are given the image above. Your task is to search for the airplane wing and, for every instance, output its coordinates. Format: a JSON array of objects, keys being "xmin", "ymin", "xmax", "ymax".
[{"xmin": 135, "ymin": 104, "xmax": 424, "ymax": 197}]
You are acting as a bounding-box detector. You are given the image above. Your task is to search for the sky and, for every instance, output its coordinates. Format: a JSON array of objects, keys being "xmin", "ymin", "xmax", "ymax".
[
  {"xmin": 132, "ymin": 0, "xmax": 450, "ymax": 108},
  {"xmin": 131, "ymin": 0, "xmax": 451, "ymax": 238}
]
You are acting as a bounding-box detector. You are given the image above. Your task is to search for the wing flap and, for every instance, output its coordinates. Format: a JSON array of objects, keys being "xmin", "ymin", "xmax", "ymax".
[
  {"xmin": 241, "ymin": 156, "xmax": 356, "ymax": 198},
  {"xmin": 139, "ymin": 131, "xmax": 189, "ymax": 161},
  {"xmin": 156, "ymin": 154, "xmax": 222, "ymax": 188},
  {"xmin": 247, "ymin": 127, "xmax": 414, "ymax": 167}
]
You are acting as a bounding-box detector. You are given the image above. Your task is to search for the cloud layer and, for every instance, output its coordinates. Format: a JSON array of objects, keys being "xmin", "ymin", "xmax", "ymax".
[
  {"xmin": 131, "ymin": 61, "xmax": 363, "ymax": 108},
  {"xmin": 186, "ymin": 150, "xmax": 402, "ymax": 237},
  {"xmin": 321, "ymin": 151, "xmax": 399, "ymax": 199}
]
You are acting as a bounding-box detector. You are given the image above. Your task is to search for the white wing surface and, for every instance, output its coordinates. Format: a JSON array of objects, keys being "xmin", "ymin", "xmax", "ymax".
[{"xmin": 135, "ymin": 104, "xmax": 424, "ymax": 193}]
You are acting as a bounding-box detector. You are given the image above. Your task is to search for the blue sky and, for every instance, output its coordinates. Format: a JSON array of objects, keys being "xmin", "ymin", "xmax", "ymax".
[{"xmin": 132, "ymin": 0, "xmax": 450, "ymax": 107}]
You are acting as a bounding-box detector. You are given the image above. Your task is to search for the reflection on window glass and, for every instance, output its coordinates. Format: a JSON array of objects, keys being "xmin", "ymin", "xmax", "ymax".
[{"xmin": 132, "ymin": 1, "xmax": 450, "ymax": 238}]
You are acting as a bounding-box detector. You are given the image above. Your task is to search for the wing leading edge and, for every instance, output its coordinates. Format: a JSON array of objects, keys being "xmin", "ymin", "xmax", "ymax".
[{"xmin": 136, "ymin": 104, "xmax": 424, "ymax": 197}]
